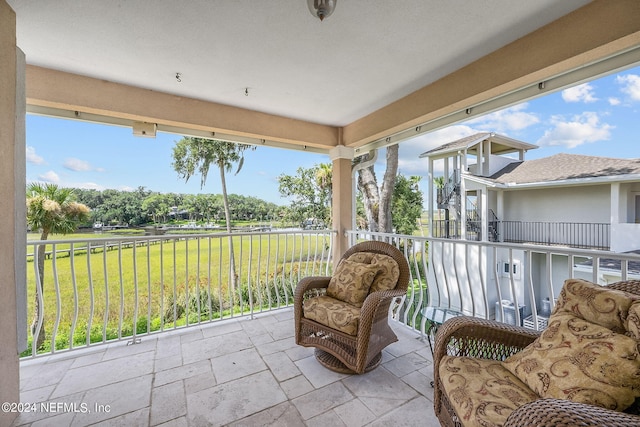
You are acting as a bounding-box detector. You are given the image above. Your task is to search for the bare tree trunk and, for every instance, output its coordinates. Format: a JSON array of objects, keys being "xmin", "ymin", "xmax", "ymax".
[
  {"xmin": 378, "ymin": 144, "xmax": 398, "ymax": 233},
  {"xmin": 357, "ymin": 162, "xmax": 380, "ymax": 232},
  {"xmin": 219, "ymin": 164, "xmax": 238, "ymax": 296}
]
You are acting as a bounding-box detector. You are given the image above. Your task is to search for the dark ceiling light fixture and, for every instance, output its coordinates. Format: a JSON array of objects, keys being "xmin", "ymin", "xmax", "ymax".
[{"xmin": 307, "ymin": 0, "xmax": 336, "ymax": 21}]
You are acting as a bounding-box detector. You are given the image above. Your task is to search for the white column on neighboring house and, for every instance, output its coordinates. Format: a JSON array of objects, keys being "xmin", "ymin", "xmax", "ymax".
[
  {"xmin": 497, "ymin": 190, "xmax": 504, "ymax": 242},
  {"xmin": 611, "ymin": 182, "xmax": 620, "ymax": 225},
  {"xmin": 477, "ymin": 140, "xmax": 483, "ymax": 176},
  {"xmin": 428, "ymin": 157, "xmax": 434, "ymax": 237},
  {"xmin": 485, "ymin": 139, "xmax": 492, "ymax": 176},
  {"xmin": 460, "ymin": 155, "xmax": 467, "ymax": 239},
  {"xmin": 480, "ymin": 187, "xmax": 488, "ymax": 241}
]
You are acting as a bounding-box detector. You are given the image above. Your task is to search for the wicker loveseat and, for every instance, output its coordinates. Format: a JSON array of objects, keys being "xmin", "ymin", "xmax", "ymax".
[
  {"xmin": 294, "ymin": 240, "xmax": 409, "ymax": 374},
  {"xmin": 433, "ymin": 279, "xmax": 640, "ymax": 427}
]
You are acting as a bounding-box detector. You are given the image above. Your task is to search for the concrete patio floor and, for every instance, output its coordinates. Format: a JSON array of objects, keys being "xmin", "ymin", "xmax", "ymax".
[{"xmin": 12, "ymin": 309, "xmax": 439, "ymax": 427}]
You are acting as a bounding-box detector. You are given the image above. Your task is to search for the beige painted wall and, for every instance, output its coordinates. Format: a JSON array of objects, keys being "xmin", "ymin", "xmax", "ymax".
[{"xmin": 0, "ymin": 1, "xmax": 20, "ymax": 425}]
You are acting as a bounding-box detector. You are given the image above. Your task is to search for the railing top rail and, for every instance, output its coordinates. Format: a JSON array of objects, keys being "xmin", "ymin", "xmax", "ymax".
[
  {"xmin": 27, "ymin": 229, "xmax": 338, "ymax": 245},
  {"xmin": 346, "ymin": 230, "xmax": 639, "ymax": 261}
]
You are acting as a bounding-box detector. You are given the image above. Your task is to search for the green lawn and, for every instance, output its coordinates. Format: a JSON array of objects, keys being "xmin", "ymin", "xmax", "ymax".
[{"xmin": 25, "ymin": 232, "xmax": 332, "ymax": 355}]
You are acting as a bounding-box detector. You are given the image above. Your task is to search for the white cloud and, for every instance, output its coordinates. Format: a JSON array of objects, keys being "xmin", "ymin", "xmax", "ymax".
[
  {"xmin": 464, "ymin": 103, "xmax": 539, "ymax": 132},
  {"xmin": 608, "ymin": 97, "xmax": 621, "ymax": 106},
  {"xmin": 561, "ymin": 83, "xmax": 598, "ymax": 103},
  {"xmin": 536, "ymin": 112, "xmax": 613, "ymax": 148},
  {"xmin": 38, "ymin": 170, "xmax": 60, "ymax": 183},
  {"xmin": 616, "ymin": 74, "xmax": 640, "ymax": 101},
  {"xmin": 63, "ymin": 157, "xmax": 93, "ymax": 172},
  {"xmin": 75, "ymin": 182, "xmax": 105, "ymax": 190},
  {"xmin": 26, "ymin": 146, "xmax": 45, "ymax": 165}
]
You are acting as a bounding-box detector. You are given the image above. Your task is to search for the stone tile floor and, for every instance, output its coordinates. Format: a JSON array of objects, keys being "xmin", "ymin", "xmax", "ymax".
[{"xmin": 12, "ymin": 309, "xmax": 439, "ymax": 426}]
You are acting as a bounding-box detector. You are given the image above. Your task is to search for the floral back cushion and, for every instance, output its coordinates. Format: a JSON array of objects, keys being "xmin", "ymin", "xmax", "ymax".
[
  {"xmin": 326, "ymin": 259, "xmax": 380, "ymax": 307},
  {"xmin": 553, "ymin": 278, "xmax": 638, "ymax": 333},
  {"xmin": 503, "ymin": 311, "xmax": 640, "ymax": 411}
]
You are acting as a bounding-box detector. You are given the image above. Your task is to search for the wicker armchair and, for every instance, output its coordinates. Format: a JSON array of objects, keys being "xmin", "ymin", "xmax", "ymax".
[
  {"xmin": 433, "ymin": 280, "xmax": 640, "ymax": 427},
  {"xmin": 294, "ymin": 240, "xmax": 409, "ymax": 374}
]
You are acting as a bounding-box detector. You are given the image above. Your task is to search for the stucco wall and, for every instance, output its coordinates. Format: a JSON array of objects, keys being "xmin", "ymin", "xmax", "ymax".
[
  {"xmin": 0, "ymin": 2, "xmax": 20, "ymax": 425},
  {"xmin": 501, "ymin": 185, "xmax": 610, "ymax": 223}
]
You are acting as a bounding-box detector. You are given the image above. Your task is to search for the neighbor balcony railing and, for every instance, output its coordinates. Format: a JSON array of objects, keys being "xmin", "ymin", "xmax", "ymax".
[
  {"xmin": 432, "ymin": 220, "xmax": 610, "ymax": 250},
  {"xmin": 25, "ymin": 230, "xmax": 334, "ymax": 358},
  {"xmin": 501, "ymin": 221, "xmax": 610, "ymax": 250}
]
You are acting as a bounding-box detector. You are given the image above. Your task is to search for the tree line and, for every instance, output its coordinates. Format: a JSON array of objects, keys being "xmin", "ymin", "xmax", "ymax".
[{"xmin": 72, "ymin": 187, "xmax": 283, "ymax": 227}]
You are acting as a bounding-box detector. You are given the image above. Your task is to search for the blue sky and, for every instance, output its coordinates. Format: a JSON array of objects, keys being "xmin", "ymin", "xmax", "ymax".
[{"xmin": 26, "ymin": 64, "xmax": 640, "ymax": 206}]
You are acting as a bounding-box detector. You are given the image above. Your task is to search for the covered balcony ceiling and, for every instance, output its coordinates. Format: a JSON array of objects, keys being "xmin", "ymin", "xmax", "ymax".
[{"xmin": 8, "ymin": 0, "xmax": 640, "ymax": 153}]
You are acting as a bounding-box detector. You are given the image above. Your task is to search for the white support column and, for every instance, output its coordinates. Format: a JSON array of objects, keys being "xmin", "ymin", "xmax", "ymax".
[{"xmin": 329, "ymin": 145, "xmax": 354, "ymax": 264}]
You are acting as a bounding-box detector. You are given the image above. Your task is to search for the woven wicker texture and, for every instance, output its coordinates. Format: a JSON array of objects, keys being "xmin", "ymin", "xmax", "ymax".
[
  {"xmin": 294, "ymin": 240, "xmax": 410, "ymax": 374},
  {"xmin": 433, "ymin": 280, "xmax": 640, "ymax": 427}
]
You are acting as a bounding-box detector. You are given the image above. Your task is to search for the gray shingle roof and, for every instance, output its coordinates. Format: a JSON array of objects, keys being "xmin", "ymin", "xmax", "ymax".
[{"xmin": 489, "ymin": 153, "xmax": 640, "ymax": 184}]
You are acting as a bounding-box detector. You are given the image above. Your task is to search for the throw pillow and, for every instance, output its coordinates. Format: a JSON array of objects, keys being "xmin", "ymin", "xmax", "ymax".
[
  {"xmin": 369, "ymin": 254, "xmax": 400, "ymax": 292},
  {"xmin": 502, "ymin": 311, "xmax": 640, "ymax": 411},
  {"xmin": 326, "ymin": 259, "xmax": 380, "ymax": 307},
  {"xmin": 346, "ymin": 252, "xmax": 400, "ymax": 293},
  {"xmin": 553, "ymin": 278, "xmax": 638, "ymax": 333}
]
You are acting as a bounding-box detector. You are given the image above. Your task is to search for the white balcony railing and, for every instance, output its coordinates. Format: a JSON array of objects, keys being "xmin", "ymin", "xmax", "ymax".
[
  {"xmin": 347, "ymin": 230, "xmax": 640, "ymax": 335},
  {"xmin": 25, "ymin": 230, "xmax": 335, "ymax": 358},
  {"xmin": 25, "ymin": 229, "xmax": 640, "ymax": 358}
]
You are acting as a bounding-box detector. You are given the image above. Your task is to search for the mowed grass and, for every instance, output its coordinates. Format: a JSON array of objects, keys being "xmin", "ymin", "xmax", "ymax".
[{"xmin": 25, "ymin": 232, "xmax": 332, "ymax": 355}]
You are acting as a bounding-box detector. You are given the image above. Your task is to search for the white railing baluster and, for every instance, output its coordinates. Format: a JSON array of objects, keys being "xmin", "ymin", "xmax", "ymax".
[
  {"xmin": 146, "ymin": 240, "xmax": 151, "ymax": 333},
  {"xmin": 86, "ymin": 241, "xmax": 94, "ymax": 346},
  {"xmin": 130, "ymin": 241, "xmax": 140, "ymax": 345},
  {"xmin": 160, "ymin": 239, "xmax": 165, "ymax": 331},
  {"xmin": 196, "ymin": 237, "xmax": 201, "ymax": 322},
  {"xmin": 103, "ymin": 241, "xmax": 109, "ymax": 343},
  {"xmin": 51, "ymin": 243, "xmax": 60, "ymax": 353},
  {"xmin": 185, "ymin": 237, "xmax": 190, "ymax": 326},
  {"xmin": 70, "ymin": 243, "xmax": 79, "ymax": 349},
  {"xmin": 117, "ymin": 242, "xmax": 124, "ymax": 340}
]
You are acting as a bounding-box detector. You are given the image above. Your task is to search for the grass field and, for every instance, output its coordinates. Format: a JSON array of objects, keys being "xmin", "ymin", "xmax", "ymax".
[{"xmin": 25, "ymin": 231, "xmax": 333, "ymax": 355}]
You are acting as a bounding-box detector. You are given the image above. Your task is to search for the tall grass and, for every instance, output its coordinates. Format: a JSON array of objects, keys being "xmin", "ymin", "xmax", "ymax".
[{"xmin": 24, "ymin": 232, "xmax": 333, "ymax": 356}]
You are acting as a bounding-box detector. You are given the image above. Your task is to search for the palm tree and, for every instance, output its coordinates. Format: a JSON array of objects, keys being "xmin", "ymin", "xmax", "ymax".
[
  {"xmin": 314, "ymin": 163, "xmax": 332, "ymax": 225},
  {"xmin": 172, "ymin": 137, "xmax": 254, "ymax": 293},
  {"xmin": 26, "ymin": 183, "xmax": 90, "ymax": 349}
]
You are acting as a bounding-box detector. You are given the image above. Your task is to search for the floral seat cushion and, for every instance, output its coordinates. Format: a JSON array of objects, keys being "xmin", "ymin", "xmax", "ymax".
[
  {"xmin": 303, "ymin": 295, "xmax": 361, "ymax": 336},
  {"xmin": 438, "ymin": 356, "xmax": 539, "ymax": 427}
]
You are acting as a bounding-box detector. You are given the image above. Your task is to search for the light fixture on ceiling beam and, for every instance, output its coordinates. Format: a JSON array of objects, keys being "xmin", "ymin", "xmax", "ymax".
[
  {"xmin": 308, "ymin": 0, "xmax": 336, "ymax": 21},
  {"xmin": 133, "ymin": 121, "xmax": 157, "ymax": 138}
]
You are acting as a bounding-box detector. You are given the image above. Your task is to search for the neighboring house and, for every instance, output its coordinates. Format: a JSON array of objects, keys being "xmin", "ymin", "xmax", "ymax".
[{"xmin": 419, "ymin": 132, "xmax": 640, "ymax": 324}]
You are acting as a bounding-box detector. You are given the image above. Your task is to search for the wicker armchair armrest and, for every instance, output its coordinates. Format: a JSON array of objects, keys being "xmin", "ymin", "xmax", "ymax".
[
  {"xmin": 503, "ymin": 398, "xmax": 640, "ymax": 427},
  {"xmin": 294, "ymin": 276, "xmax": 330, "ymax": 323},
  {"xmin": 359, "ymin": 289, "xmax": 407, "ymax": 325},
  {"xmin": 433, "ymin": 316, "xmax": 541, "ymax": 361},
  {"xmin": 294, "ymin": 276, "xmax": 330, "ymax": 301}
]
